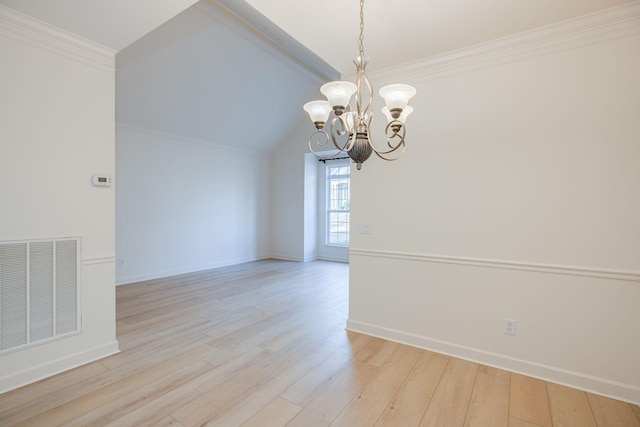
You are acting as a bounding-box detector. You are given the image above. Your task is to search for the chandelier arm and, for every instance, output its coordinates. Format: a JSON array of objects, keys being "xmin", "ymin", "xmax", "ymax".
[
  {"xmin": 344, "ymin": 133, "xmax": 356, "ymax": 152},
  {"xmin": 331, "ymin": 116, "xmax": 348, "ymax": 138},
  {"xmin": 308, "ymin": 130, "xmax": 330, "ymax": 152},
  {"xmin": 354, "ymin": 70, "xmax": 362, "ymax": 119},
  {"xmin": 329, "ymin": 116, "xmax": 353, "ymax": 152},
  {"xmin": 367, "ymin": 121, "xmax": 407, "ymax": 157},
  {"xmin": 363, "ymin": 114, "xmax": 403, "ymax": 152},
  {"xmin": 352, "ymin": 61, "xmax": 374, "ymax": 123},
  {"xmin": 308, "ymin": 130, "xmax": 346, "ymax": 160},
  {"xmin": 361, "ymin": 69, "xmax": 374, "ymax": 119},
  {"xmin": 370, "ymin": 138, "xmax": 405, "ymax": 156},
  {"xmin": 385, "ymin": 120, "xmax": 406, "ymax": 149},
  {"xmin": 373, "ymin": 142, "xmax": 405, "ymax": 161},
  {"xmin": 354, "ymin": 67, "xmax": 365, "ymax": 120}
]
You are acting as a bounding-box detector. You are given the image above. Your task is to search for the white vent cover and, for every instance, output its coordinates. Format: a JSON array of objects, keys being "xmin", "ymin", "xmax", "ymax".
[{"xmin": 0, "ymin": 238, "xmax": 81, "ymax": 353}]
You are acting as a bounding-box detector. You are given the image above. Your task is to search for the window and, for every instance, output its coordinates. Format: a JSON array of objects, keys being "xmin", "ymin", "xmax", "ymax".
[{"xmin": 326, "ymin": 163, "xmax": 350, "ymax": 246}]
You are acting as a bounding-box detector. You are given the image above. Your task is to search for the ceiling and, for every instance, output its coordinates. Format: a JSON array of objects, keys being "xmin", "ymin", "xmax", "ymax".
[
  {"xmin": 115, "ymin": 3, "xmax": 323, "ymax": 155},
  {"xmin": 1, "ymin": 0, "xmax": 634, "ymax": 72},
  {"xmin": 0, "ymin": 0, "xmax": 199, "ymax": 51},
  {"xmin": 243, "ymin": 0, "xmax": 635, "ymax": 75},
  {"xmin": 2, "ymin": 0, "xmax": 636, "ymax": 155}
]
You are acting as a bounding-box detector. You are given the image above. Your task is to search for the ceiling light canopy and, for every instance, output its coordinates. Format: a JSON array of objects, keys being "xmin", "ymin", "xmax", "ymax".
[{"xmin": 303, "ymin": 0, "xmax": 416, "ymax": 170}]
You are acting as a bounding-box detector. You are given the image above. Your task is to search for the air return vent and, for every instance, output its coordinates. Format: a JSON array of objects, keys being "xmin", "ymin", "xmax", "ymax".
[{"xmin": 0, "ymin": 238, "xmax": 81, "ymax": 353}]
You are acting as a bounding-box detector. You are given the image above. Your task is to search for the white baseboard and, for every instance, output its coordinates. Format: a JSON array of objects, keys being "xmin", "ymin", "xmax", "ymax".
[
  {"xmin": 116, "ymin": 255, "xmax": 269, "ymax": 285},
  {"xmin": 0, "ymin": 340, "xmax": 120, "ymax": 394},
  {"xmin": 347, "ymin": 319, "xmax": 640, "ymax": 405},
  {"xmin": 270, "ymin": 254, "xmax": 305, "ymax": 262},
  {"xmin": 317, "ymin": 255, "xmax": 349, "ymax": 263}
]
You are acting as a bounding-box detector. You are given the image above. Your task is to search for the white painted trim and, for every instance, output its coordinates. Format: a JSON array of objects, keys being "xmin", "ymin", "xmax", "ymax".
[
  {"xmin": 269, "ymin": 254, "xmax": 304, "ymax": 263},
  {"xmin": 347, "ymin": 319, "xmax": 640, "ymax": 405},
  {"xmin": 195, "ymin": 1, "xmax": 338, "ymax": 83},
  {"xmin": 0, "ymin": 236, "xmax": 81, "ymax": 245},
  {"xmin": 0, "ymin": 340, "xmax": 120, "ymax": 394},
  {"xmin": 349, "ymin": 248, "xmax": 640, "ymax": 283},
  {"xmin": 368, "ymin": 1, "xmax": 640, "ymax": 84},
  {"xmin": 116, "ymin": 255, "xmax": 270, "ymax": 285},
  {"xmin": 116, "ymin": 123, "xmax": 270, "ymax": 157},
  {"xmin": 317, "ymin": 255, "xmax": 349, "ymax": 263},
  {"xmin": 0, "ymin": 242, "xmax": 114, "ymax": 266},
  {"xmin": 82, "ymin": 256, "xmax": 115, "ymax": 266},
  {"xmin": 0, "ymin": 4, "xmax": 115, "ymax": 71},
  {"xmin": 316, "ymin": 158, "xmax": 351, "ymax": 263}
]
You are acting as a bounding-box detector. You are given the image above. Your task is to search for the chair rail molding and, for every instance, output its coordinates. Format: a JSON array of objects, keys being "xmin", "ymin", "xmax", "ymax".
[{"xmin": 349, "ymin": 248, "xmax": 640, "ymax": 283}]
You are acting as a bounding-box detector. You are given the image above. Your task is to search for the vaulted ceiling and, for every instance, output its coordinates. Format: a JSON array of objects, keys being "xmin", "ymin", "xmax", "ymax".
[
  {"xmin": 241, "ymin": 0, "xmax": 635, "ymax": 75},
  {"xmin": 2, "ymin": 0, "xmax": 636, "ymax": 154},
  {"xmin": 2, "ymin": 0, "xmax": 634, "ymax": 68},
  {"xmin": 0, "ymin": 0, "xmax": 200, "ymax": 51},
  {"xmin": 115, "ymin": 3, "xmax": 327, "ymax": 155}
]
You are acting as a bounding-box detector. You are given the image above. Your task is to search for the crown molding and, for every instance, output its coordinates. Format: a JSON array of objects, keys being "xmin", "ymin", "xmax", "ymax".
[
  {"xmin": 197, "ymin": 0, "xmax": 339, "ymax": 83},
  {"xmin": 0, "ymin": 4, "xmax": 115, "ymax": 71},
  {"xmin": 369, "ymin": 1, "xmax": 640, "ymax": 84}
]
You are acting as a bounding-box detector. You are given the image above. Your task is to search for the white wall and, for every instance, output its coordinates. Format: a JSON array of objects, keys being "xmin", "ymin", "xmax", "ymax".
[
  {"xmin": 0, "ymin": 8, "xmax": 118, "ymax": 392},
  {"xmin": 115, "ymin": 4, "xmax": 328, "ymax": 156},
  {"xmin": 115, "ymin": 4, "xmax": 327, "ymax": 276},
  {"xmin": 270, "ymin": 121, "xmax": 311, "ymax": 261},
  {"xmin": 303, "ymin": 153, "xmax": 318, "ymax": 262},
  {"xmin": 348, "ymin": 28, "xmax": 640, "ymax": 402},
  {"xmin": 271, "ymin": 123, "xmax": 355, "ymax": 262},
  {"xmin": 115, "ymin": 126, "xmax": 270, "ymax": 284}
]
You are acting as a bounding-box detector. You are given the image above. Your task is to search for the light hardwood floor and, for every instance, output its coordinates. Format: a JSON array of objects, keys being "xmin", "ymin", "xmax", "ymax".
[{"xmin": 1, "ymin": 260, "xmax": 638, "ymax": 426}]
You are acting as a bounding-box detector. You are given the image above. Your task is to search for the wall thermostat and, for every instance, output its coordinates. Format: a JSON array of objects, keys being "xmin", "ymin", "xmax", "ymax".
[{"xmin": 92, "ymin": 175, "xmax": 113, "ymax": 187}]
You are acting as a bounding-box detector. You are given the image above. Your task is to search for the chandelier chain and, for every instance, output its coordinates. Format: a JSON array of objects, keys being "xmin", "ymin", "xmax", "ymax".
[{"xmin": 358, "ymin": 0, "xmax": 365, "ymax": 59}]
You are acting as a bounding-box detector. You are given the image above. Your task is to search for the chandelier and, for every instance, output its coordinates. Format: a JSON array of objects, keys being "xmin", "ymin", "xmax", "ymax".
[{"xmin": 303, "ymin": 0, "xmax": 416, "ymax": 170}]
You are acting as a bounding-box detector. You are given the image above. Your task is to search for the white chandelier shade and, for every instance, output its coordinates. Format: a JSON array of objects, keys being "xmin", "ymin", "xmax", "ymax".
[
  {"xmin": 379, "ymin": 84, "xmax": 417, "ymax": 111},
  {"xmin": 303, "ymin": 100, "xmax": 332, "ymax": 124},
  {"xmin": 302, "ymin": 0, "xmax": 417, "ymax": 170},
  {"xmin": 320, "ymin": 82, "xmax": 357, "ymax": 111},
  {"xmin": 382, "ymin": 105, "xmax": 413, "ymax": 125}
]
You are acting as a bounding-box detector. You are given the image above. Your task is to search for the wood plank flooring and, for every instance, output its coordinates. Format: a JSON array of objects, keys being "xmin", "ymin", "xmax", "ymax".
[{"xmin": 1, "ymin": 259, "xmax": 638, "ymax": 426}]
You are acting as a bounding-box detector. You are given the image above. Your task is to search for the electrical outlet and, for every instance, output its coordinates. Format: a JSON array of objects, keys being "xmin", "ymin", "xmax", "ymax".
[
  {"xmin": 504, "ymin": 318, "xmax": 516, "ymax": 336},
  {"xmin": 118, "ymin": 259, "xmax": 126, "ymax": 267}
]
